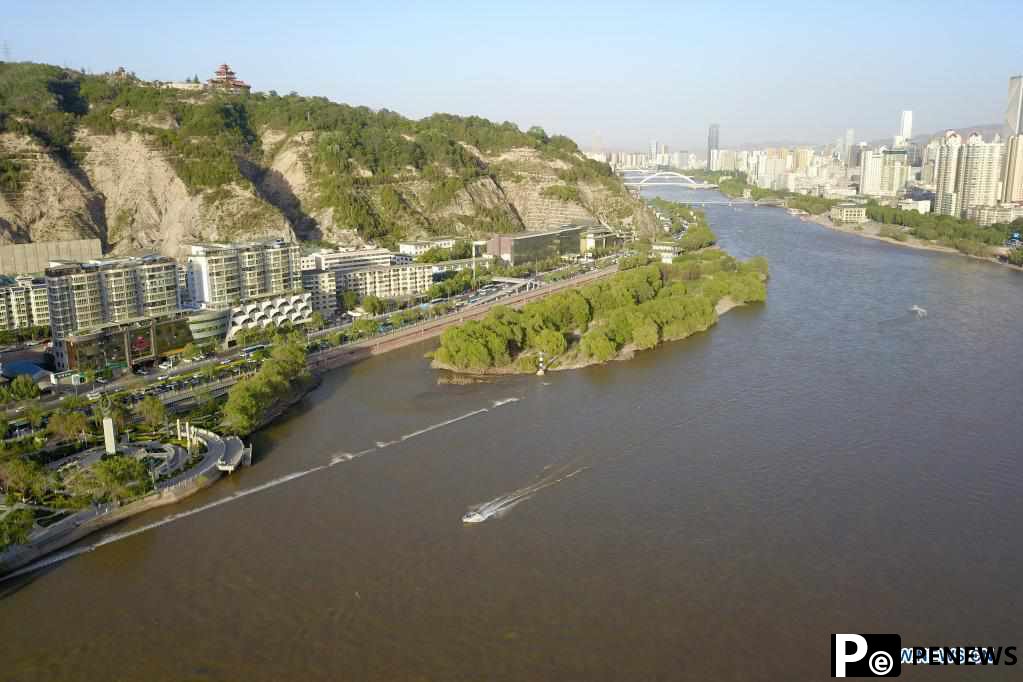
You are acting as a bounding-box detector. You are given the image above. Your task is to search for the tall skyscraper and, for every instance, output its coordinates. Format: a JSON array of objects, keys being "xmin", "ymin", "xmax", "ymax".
[
  {"xmin": 707, "ymin": 124, "xmax": 719, "ymax": 169},
  {"xmin": 650, "ymin": 140, "xmax": 659, "ymax": 160},
  {"xmin": 1006, "ymin": 75, "xmax": 1023, "ymax": 138},
  {"xmin": 1003, "ymin": 76, "xmax": 1023, "ymax": 203},
  {"xmin": 859, "ymin": 150, "xmax": 884, "ymax": 196},
  {"xmin": 956, "ymin": 133, "xmax": 1004, "ymax": 214},
  {"xmin": 898, "ymin": 111, "xmax": 913, "ymax": 142},
  {"xmin": 933, "ymin": 131, "xmax": 963, "ymax": 216},
  {"xmin": 1002, "ymin": 134, "xmax": 1023, "ymax": 203},
  {"xmin": 844, "ymin": 128, "xmax": 855, "ymax": 160}
]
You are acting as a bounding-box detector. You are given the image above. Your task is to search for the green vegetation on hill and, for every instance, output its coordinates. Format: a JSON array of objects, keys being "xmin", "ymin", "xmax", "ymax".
[
  {"xmin": 540, "ymin": 184, "xmax": 581, "ymax": 203},
  {"xmin": 0, "ymin": 61, "xmax": 637, "ymax": 246},
  {"xmin": 433, "ymin": 250, "xmax": 768, "ymax": 372}
]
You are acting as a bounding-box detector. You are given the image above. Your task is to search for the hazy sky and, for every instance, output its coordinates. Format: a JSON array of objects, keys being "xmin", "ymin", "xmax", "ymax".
[{"xmin": 6, "ymin": 0, "xmax": 1022, "ymax": 152}]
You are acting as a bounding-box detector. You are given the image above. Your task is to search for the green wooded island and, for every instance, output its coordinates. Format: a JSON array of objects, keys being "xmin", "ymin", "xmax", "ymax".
[{"xmin": 431, "ymin": 246, "xmax": 769, "ymax": 375}]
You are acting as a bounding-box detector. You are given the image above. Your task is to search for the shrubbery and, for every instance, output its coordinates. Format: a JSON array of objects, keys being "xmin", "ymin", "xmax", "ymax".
[
  {"xmin": 433, "ymin": 252, "xmax": 768, "ymax": 371},
  {"xmin": 221, "ymin": 334, "xmax": 309, "ymax": 435}
]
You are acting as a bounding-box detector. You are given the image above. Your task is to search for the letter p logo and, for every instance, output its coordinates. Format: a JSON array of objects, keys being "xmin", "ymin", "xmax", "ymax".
[{"xmin": 832, "ymin": 634, "xmax": 901, "ymax": 677}]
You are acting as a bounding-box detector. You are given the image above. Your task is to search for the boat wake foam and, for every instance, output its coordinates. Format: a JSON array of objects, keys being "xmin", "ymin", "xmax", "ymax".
[{"xmin": 463, "ymin": 465, "xmax": 587, "ymax": 524}]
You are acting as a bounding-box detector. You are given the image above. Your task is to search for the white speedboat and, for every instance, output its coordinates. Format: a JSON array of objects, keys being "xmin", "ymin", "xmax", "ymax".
[
  {"xmin": 910, "ymin": 305, "xmax": 927, "ymax": 318},
  {"xmin": 462, "ymin": 510, "xmax": 486, "ymax": 524}
]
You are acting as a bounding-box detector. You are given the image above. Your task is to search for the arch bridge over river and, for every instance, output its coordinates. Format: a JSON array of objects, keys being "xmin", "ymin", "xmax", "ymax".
[{"xmin": 617, "ymin": 169, "xmax": 719, "ymax": 188}]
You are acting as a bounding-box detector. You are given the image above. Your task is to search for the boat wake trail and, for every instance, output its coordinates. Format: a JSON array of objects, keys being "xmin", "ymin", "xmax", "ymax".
[
  {"xmin": 3, "ymin": 397, "xmax": 523, "ymax": 581},
  {"xmin": 463, "ymin": 464, "xmax": 588, "ymax": 524}
]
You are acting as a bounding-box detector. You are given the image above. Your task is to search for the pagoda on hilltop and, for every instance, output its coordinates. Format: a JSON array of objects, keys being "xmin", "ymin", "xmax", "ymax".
[{"xmin": 207, "ymin": 63, "xmax": 250, "ymax": 93}]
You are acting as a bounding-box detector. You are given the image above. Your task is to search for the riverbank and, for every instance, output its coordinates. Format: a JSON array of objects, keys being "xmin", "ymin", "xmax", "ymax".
[{"xmin": 806, "ymin": 214, "xmax": 1023, "ymax": 271}]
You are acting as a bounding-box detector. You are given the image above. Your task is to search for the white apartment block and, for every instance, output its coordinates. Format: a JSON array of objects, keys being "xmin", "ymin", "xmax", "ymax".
[
  {"xmin": 0, "ymin": 276, "xmax": 50, "ymax": 331},
  {"xmin": 338, "ymin": 264, "xmax": 433, "ymax": 300},
  {"xmin": 299, "ymin": 248, "xmax": 409, "ymax": 273},
  {"xmin": 956, "ymin": 133, "xmax": 1004, "ymax": 215},
  {"xmin": 933, "ymin": 131, "xmax": 963, "ymax": 216},
  {"xmin": 965, "ymin": 204, "xmax": 1023, "ymax": 226},
  {"xmin": 397, "ymin": 238, "xmax": 458, "ymax": 257},
  {"xmin": 301, "ymin": 269, "xmax": 338, "ymax": 319},
  {"xmin": 185, "ymin": 240, "xmax": 300, "ymax": 309}
]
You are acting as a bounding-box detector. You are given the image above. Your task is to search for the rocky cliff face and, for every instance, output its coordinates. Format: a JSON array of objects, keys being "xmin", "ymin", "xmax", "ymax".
[
  {"xmin": 0, "ymin": 125, "xmax": 654, "ymax": 256},
  {"xmin": 0, "ymin": 133, "xmax": 105, "ymax": 246}
]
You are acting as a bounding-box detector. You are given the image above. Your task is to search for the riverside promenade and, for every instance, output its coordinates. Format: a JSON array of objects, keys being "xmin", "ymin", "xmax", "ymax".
[{"xmin": 0, "ymin": 429, "xmax": 244, "ymax": 578}]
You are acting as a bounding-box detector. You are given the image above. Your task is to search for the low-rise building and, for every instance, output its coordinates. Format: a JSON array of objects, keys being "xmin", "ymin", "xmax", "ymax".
[
  {"xmin": 829, "ymin": 204, "xmax": 868, "ymax": 224},
  {"xmin": 338, "ymin": 264, "xmax": 432, "ymax": 300},
  {"xmin": 650, "ymin": 241, "xmax": 683, "ymax": 264},
  {"xmin": 0, "ymin": 238, "xmax": 101, "ymax": 276},
  {"xmin": 397, "ymin": 237, "xmax": 458, "ymax": 257},
  {"xmin": 0, "ymin": 360, "xmax": 54, "ymax": 390},
  {"xmin": 224, "ymin": 292, "xmax": 313, "ymax": 344},
  {"xmin": 580, "ymin": 226, "xmax": 625, "ymax": 254},
  {"xmin": 61, "ymin": 313, "xmax": 195, "ymax": 372},
  {"xmin": 965, "ymin": 204, "xmax": 1023, "ymax": 226},
  {"xmin": 299, "ymin": 248, "xmax": 409, "ymax": 273},
  {"xmin": 898, "ymin": 199, "xmax": 932, "ymax": 214},
  {"xmin": 487, "ymin": 225, "xmax": 586, "ymax": 265}
]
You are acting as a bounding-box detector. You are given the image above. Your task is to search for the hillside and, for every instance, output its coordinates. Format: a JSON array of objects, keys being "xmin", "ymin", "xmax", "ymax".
[{"xmin": 0, "ymin": 62, "xmax": 655, "ymax": 256}]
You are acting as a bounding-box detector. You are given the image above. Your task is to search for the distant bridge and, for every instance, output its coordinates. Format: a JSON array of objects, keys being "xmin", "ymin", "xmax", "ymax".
[{"xmin": 617, "ymin": 170, "xmax": 718, "ymax": 189}]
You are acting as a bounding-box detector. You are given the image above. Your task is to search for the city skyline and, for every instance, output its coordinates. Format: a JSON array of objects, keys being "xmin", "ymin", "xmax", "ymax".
[{"xmin": 4, "ymin": 0, "xmax": 1021, "ymax": 151}]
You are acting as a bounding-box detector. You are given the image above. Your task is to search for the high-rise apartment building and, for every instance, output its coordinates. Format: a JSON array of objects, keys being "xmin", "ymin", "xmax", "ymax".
[
  {"xmin": 933, "ymin": 131, "xmax": 963, "ymax": 216},
  {"xmin": 1006, "ymin": 75, "xmax": 1022, "ymax": 138},
  {"xmin": 956, "ymin": 133, "xmax": 1004, "ymax": 214},
  {"xmin": 46, "ymin": 255, "xmax": 180, "ymax": 369},
  {"xmin": 1002, "ymin": 134, "xmax": 1023, "ymax": 203},
  {"xmin": 879, "ymin": 148, "xmax": 910, "ymax": 196},
  {"xmin": 844, "ymin": 129, "xmax": 855, "ymax": 161},
  {"xmin": 185, "ymin": 240, "xmax": 301, "ymax": 309},
  {"xmin": 0, "ymin": 276, "xmax": 50, "ymax": 331},
  {"xmin": 707, "ymin": 124, "xmax": 719, "ymax": 169},
  {"xmin": 895, "ymin": 111, "xmax": 913, "ymax": 147},
  {"xmin": 859, "ymin": 150, "xmax": 884, "ymax": 196}
]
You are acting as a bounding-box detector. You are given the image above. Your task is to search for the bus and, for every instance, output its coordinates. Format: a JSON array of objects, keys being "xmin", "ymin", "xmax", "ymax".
[{"xmin": 241, "ymin": 344, "xmax": 270, "ymax": 357}]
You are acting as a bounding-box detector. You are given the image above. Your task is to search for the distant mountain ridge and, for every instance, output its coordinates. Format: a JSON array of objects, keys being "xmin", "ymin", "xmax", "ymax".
[{"xmin": 0, "ymin": 62, "xmax": 655, "ymax": 256}]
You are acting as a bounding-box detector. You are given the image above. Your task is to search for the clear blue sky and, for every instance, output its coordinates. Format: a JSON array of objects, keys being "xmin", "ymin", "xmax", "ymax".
[{"xmin": 5, "ymin": 0, "xmax": 1022, "ymax": 152}]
